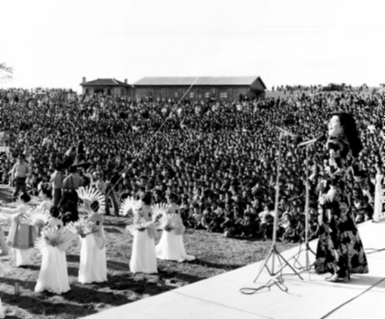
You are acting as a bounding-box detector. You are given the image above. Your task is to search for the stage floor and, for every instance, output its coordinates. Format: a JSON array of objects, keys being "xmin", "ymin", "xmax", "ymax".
[{"xmin": 83, "ymin": 220, "xmax": 385, "ymax": 319}]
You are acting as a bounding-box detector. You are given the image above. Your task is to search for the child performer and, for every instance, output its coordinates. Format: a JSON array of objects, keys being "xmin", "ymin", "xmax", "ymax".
[
  {"xmin": 78, "ymin": 200, "xmax": 107, "ymax": 284},
  {"xmin": 156, "ymin": 193, "xmax": 195, "ymax": 262},
  {"xmin": 35, "ymin": 207, "xmax": 70, "ymax": 294},
  {"xmin": 130, "ymin": 192, "xmax": 158, "ymax": 274},
  {"xmin": 0, "ymin": 193, "xmax": 37, "ymax": 267}
]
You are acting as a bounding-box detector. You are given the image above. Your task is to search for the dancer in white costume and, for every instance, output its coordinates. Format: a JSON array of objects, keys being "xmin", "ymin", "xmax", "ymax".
[
  {"xmin": 0, "ymin": 193, "xmax": 37, "ymax": 266},
  {"xmin": 156, "ymin": 193, "xmax": 195, "ymax": 262},
  {"xmin": 38, "ymin": 185, "xmax": 53, "ymax": 211},
  {"xmin": 130, "ymin": 192, "xmax": 157, "ymax": 274},
  {"xmin": 78, "ymin": 200, "xmax": 107, "ymax": 284},
  {"xmin": 33, "ymin": 186, "xmax": 54, "ymax": 237},
  {"xmin": 35, "ymin": 207, "xmax": 70, "ymax": 294}
]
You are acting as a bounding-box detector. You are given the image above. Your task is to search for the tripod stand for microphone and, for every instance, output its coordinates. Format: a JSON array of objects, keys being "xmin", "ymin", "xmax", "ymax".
[
  {"xmin": 290, "ymin": 143, "xmax": 316, "ymax": 273},
  {"xmin": 241, "ymin": 131, "xmax": 303, "ymax": 294}
]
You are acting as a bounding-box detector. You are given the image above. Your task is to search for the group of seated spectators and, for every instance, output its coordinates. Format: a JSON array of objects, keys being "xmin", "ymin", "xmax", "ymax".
[{"xmin": 0, "ymin": 86, "xmax": 383, "ymax": 242}]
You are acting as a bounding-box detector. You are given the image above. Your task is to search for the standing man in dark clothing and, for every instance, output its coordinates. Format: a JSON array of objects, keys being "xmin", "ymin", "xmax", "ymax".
[
  {"xmin": 60, "ymin": 165, "xmax": 82, "ymax": 224},
  {"xmin": 62, "ymin": 165, "xmax": 82, "ymax": 203},
  {"xmin": 11, "ymin": 154, "xmax": 29, "ymax": 199}
]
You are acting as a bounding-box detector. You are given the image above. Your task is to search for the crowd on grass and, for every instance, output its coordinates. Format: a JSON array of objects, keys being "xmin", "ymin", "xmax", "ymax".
[{"xmin": 0, "ymin": 87, "xmax": 384, "ymax": 242}]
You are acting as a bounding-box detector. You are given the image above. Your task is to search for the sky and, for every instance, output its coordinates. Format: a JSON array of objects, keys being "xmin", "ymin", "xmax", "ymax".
[{"xmin": 0, "ymin": 0, "xmax": 384, "ymax": 92}]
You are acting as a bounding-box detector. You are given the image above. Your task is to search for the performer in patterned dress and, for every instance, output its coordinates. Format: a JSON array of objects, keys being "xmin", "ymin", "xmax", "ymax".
[
  {"xmin": 0, "ymin": 193, "xmax": 37, "ymax": 267},
  {"xmin": 315, "ymin": 112, "xmax": 368, "ymax": 282}
]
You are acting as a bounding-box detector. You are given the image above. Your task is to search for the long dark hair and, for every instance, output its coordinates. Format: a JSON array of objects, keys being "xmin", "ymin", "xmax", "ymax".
[
  {"xmin": 331, "ymin": 112, "xmax": 362, "ymax": 158},
  {"xmin": 40, "ymin": 184, "xmax": 52, "ymax": 199},
  {"xmin": 142, "ymin": 192, "xmax": 152, "ymax": 206}
]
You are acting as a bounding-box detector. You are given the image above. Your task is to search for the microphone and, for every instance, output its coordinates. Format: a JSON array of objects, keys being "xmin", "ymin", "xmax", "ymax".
[
  {"xmin": 275, "ymin": 126, "xmax": 303, "ymax": 146},
  {"xmin": 292, "ymin": 135, "xmax": 303, "ymax": 147},
  {"xmin": 276, "ymin": 126, "xmax": 296, "ymax": 137},
  {"xmin": 297, "ymin": 134, "xmax": 326, "ymax": 147}
]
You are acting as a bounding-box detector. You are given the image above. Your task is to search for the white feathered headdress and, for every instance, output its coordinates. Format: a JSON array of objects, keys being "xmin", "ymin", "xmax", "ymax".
[
  {"xmin": 35, "ymin": 227, "xmax": 73, "ymax": 252},
  {"xmin": 77, "ymin": 186, "xmax": 106, "ymax": 214},
  {"xmin": 20, "ymin": 206, "xmax": 51, "ymax": 227},
  {"xmin": 119, "ymin": 196, "xmax": 141, "ymax": 217},
  {"xmin": 151, "ymin": 203, "xmax": 170, "ymax": 223}
]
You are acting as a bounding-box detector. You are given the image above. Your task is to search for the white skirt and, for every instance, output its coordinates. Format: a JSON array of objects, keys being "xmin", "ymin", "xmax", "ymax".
[
  {"xmin": 0, "ymin": 297, "xmax": 4, "ymax": 319},
  {"xmin": 14, "ymin": 248, "xmax": 32, "ymax": 267},
  {"xmin": 156, "ymin": 230, "xmax": 195, "ymax": 262},
  {"xmin": 35, "ymin": 246, "xmax": 70, "ymax": 294},
  {"xmin": 0, "ymin": 227, "xmax": 8, "ymax": 256},
  {"xmin": 78, "ymin": 234, "xmax": 107, "ymax": 284},
  {"xmin": 130, "ymin": 230, "xmax": 157, "ymax": 274}
]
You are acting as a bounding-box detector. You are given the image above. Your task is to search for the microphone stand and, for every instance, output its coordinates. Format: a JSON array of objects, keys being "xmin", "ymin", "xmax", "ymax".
[
  {"xmin": 242, "ymin": 130, "xmax": 303, "ymax": 295},
  {"xmin": 289, "ymin": 142, "xmax": 316, "ymax": 274}
]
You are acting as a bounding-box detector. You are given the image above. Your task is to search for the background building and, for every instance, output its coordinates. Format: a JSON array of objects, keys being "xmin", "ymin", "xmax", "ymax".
[
  {"xmin": 133, "ymin": 76, "xmax": 266, "ymax": 101},
  {"xmin": 80, "ymin": 78, "xmax": 132, "ymax": 96}
]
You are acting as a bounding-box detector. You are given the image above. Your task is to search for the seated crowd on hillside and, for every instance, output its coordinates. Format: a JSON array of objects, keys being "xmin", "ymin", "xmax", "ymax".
[{"xmin": 0, "ymin": 88, "xmax": 383, "ymax": 242}]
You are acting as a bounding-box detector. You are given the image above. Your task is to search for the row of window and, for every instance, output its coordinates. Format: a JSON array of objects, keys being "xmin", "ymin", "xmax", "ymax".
[
  {"xmin": 184, "ymin": 92, "xmax": 227, "ymax": 98},
  {"xmin": 84, "ymin": 88, "xmax": 229, "ymax": 98}
]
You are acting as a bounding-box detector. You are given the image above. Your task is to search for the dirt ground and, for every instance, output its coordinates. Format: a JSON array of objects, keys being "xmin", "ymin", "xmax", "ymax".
[{"xmin": 0, "ymin": 186, "xmax": 295, "ymax": 319}]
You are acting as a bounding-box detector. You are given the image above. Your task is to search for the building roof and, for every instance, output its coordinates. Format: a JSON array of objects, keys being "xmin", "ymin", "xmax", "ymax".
[
  {"xmin": 81, "ymin": 78, "xmax": 131, "ymax": 87},
  {"xmin": 133, "ymin": 76, "xmax": 266, "ymax": 88}
]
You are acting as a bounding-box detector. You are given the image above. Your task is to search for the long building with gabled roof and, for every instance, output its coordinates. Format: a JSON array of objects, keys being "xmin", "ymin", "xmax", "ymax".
[
  {"xmin": 133, "ymin": 76, "xmax": 266, "ymax": 100},
  {"xmin": 79, "ymin": 76, "xmax": 266, "ymax": 100}
]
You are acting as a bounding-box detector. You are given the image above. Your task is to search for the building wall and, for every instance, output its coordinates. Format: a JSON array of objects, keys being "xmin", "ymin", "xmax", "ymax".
[
  {"xmin": 134, "ymin": 85, "xmax": 259, "ymax": 101},
  {"xmin": 134, "ymin": 87, "xmax": 151, "ymax": 98},
  {"xmin": 83, "ymin": 85, "xmax": 263, "ymax": 100},
  {"xmin": 82, "ymin": 86, "xmax": 132, "ymax": 96},
  {"xmin": 250, "ymin": 78, "xmax": 266, "ymax": 92}
]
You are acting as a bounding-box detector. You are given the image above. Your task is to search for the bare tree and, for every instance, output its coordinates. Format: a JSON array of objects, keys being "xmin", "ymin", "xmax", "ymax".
[{"xmin": 0, "ymin": 63, "xmax": 13, "ymax": 82}]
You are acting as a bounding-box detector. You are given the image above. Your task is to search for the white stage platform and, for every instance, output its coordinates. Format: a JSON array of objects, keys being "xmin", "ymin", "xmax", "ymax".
[{"xmin": 83, "ymin": 220, "xmax": 385, "ymax": 319}]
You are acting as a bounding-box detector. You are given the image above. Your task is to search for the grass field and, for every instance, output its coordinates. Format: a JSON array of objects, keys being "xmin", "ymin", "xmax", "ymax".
[{"xmin": 0, "ymin": 186, "xmax": 296, "ymax": 319}]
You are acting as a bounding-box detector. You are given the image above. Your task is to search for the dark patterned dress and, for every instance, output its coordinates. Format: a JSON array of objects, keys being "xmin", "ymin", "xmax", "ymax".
[{"xmin": 314, "ymin": 135, "xmax": 368, "ymax": 277}]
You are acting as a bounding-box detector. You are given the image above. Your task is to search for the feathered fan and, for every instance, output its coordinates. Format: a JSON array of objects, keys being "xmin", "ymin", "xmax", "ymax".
[
  {"xmin": 20, "ymin": 206, "xmax": 51, "ymax": 228},
  {"xmin": 66, "ymin": 218, "xmax": 96, "ymax": 237},
  {"xmin": 159, "ymin": 213, "xmax": 185, "ymax": 235},
  {"xmin": 126, "ymin": 218, "xmax": 153, "ymax": 235},
  {"xmin": 35, "ymin": 227, "xmax": 73, "ymax": 252},
  {"xmin": 151, "ymin": 203, "xmax": 170, "ymax": 223},
  {"xmin": 77, "ymin": 186, "xmax": 106, "ymax": 214},
  {"xmin": 119, "ymin": 196, "xmax": 141, "ymax": 217}
]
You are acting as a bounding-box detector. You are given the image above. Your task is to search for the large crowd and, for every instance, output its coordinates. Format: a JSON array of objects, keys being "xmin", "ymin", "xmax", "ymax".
[{"xmin": 0, "ymin": 87, "xmax": 384, "ymax": 243}]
